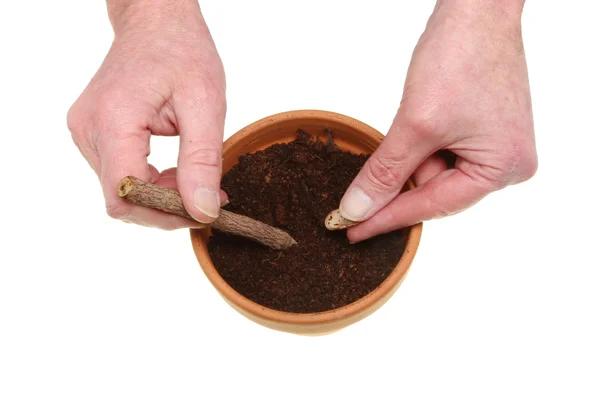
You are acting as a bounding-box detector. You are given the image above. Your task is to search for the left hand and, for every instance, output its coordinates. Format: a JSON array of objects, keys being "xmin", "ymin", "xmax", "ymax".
[{"xmin": 67, "ymin": 2, "xmax": 227, "ymax": 229}]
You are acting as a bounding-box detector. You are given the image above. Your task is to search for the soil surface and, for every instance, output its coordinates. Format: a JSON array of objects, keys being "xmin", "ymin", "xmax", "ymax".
[{"xmin": 208, "ymin": 130, "xmax": 408, "ymax": 313}]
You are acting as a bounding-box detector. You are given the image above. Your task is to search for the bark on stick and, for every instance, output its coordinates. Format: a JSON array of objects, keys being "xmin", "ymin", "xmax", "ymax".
[{"xmin": 117, "ymin": 176, "xmax": 297, "ymax": 250}]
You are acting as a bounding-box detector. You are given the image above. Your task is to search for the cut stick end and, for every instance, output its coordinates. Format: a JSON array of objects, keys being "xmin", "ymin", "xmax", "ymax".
[
  {"xmin": 324, "ymin": 209, "xmax": 359, "ymax": 230},
  {"xmin": 117, "ymin": 177, "xmax": 135, "ymax": 198}
]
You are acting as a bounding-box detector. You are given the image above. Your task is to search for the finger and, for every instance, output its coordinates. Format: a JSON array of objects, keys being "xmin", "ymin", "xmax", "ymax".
[
  {"xmin": 149, "ymin": 164, "xmax": 161, "ymax": 183},
  {"xmin": 339, "ymin": 125, "xmax": 433, "ymax": 222},
  {"xmin": 347, "ymin": 168, "xmax": 491, "ymax": 242},
  {"xmin": 156, "ymin": 167, "xmax": 178, "ymax": 189},
  {"xmin": 157, "ymin": 167, "xmax": 229, "ymax": 205},
  {"xmin": 98, "ymin": 130, "xmax": 152, "ymax": 219},
  {"xmin": 174, "ymin": 84, "xmax": 226, "ymax": 223},
  {"xmin": 97, "ymin": 130, "xmax": 198, "ymax": 230},
  {"xmin": 160, "ymin": 167, "xmax": 177, "ymax": 178},
  {"xmin": 123, "ymin": 206, "xmax": 205, "ymax": 230},
  {"xmin": 413, "ymin": 153, "xmax": 448, "ymax": 185}
]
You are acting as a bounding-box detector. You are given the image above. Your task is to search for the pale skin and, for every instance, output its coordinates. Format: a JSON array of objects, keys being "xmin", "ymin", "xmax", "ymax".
[{"xmin": 68, "ymin": 0, "xmax": 537, "ymax": 240}]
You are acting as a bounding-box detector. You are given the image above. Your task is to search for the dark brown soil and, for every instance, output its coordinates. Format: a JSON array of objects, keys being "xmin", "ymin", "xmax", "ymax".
[{"xmin": 208, "ymin": 130, "xmax": 408, "ymax": 313}]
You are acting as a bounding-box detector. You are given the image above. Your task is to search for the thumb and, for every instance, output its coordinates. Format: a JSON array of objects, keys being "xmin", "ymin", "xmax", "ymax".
[
  {"xmin": 175, "ymin": 86, "xmax": 226, "ymax": 223},
  {"xmin": 339, "ymin": 124, "xmax": 432, "ymax": 222}
]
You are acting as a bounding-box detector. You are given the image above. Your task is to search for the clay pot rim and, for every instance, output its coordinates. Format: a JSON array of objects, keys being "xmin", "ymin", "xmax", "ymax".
[{"xmin": 191, "ymin": 110, "xmax": 423, "ymax": 326}]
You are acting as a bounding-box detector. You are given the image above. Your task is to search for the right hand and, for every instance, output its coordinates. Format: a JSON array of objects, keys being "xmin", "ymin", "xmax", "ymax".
[
  {"xmin": 68, "ymin": 1, "xmax": 227, "ymax": 229},
  {"xmin": 340, "ymin": 1, "xmax": 537, "ymax": 242}
]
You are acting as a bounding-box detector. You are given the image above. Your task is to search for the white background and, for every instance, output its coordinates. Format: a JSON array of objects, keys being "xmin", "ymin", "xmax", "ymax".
[{"xmin": 1, "ymin": 0, "xmax": 599, "ymax": 397}]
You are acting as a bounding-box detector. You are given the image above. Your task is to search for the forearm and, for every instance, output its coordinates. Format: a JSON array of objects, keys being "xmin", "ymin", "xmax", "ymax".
[{"xmin": 106, "ymin": 0, "xmax": 202, "ymax": 35}]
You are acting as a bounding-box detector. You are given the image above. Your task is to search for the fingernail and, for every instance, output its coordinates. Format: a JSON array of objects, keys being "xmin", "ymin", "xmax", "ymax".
[
  {"xmin": 339, "ymin": 187, "xmax": 373, "ymax": 221},
  {"xmin": 194, "ymin": 188, "xmax": 220, "ymax": 218},
  {"xmin": 219, "ymin": 191, "xmax": 229, "ymax": 207},
  {"xmin": 349, "ymin": 240, "xmax": 356, "ymax": 245}
]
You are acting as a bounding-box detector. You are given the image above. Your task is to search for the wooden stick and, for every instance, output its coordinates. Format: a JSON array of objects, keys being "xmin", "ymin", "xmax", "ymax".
[
  {"xmin": 117, "ymin": 176, "xmax": 297, "ymax": 250},
  {"xmin": 324, "ymin": 209, "xmax": 359, "ymax": 230}
]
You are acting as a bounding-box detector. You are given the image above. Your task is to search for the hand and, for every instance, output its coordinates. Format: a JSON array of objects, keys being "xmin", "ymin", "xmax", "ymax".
[
  {"xmin": 341, "ymin": 0, "xmax": 537, "ymax": 242},
  {"xmin": 68, "ymin": 0, "xmax": 227, "ymax": 229}
]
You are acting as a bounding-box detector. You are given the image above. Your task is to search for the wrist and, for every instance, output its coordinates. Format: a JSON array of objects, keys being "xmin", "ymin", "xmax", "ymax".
[
  {"xmin": 435, "ymin": 0, "xmax": 524, "ymax": 28},
  {"xmin": 107, "ymin": 0, "xmax": 203, "ymax": 37}
]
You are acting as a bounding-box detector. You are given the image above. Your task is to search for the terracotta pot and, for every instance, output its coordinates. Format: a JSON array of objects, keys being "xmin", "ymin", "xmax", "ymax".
[{"xmin": 190, "ymin": 110, "xmax": 423, "ymax": 335}]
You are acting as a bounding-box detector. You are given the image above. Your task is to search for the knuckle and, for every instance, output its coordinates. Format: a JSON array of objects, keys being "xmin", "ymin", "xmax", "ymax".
[
  {"xmin": 515, "ymin": 135, "xmax": 538, "ymax": 182},
  {"xmin": 364, "ymin": 154, "xmax": 406, "ymax": 190},
  {"xmin": 66, "ymin": 105, "xmax": 81, "ymax": 135},
  {"xmin": 422, "ymin": 196, "xmax": 438, "ymax": 219},
  {"xmin": 105, "ymin": 203, "xmax": 129, "ymax": 220},
  {"xmin": 433, "ymin": 205, "xmax": 453, "ymax": 219},
  {"xmin": 180, "ymin": 75, "xmax": 226, "ymax": 106},
  {"xmin": 159, "ymin": 223, "xmax": 180, "ymax": 231},
  {"xmin": 67, "ymin": 101, "xmax": 92, "ymax": 141},
  {"xmin": 399, "ymin": 107, "xmax": 438, "ymax": 138},
  {"xmin": 519, "ymin": 154, "xmax": 538, "ymax": 182},
  {"xmin": 379, "ymin": 207, "xmax": 399, "ymax": 228},
  {"xmin": 180, "ymin": 146, "xmax": 222, "ymax": 170},
  {"xmin": 499, "ymin": 138, "xmax": 538, "ymax": 186},
  {"xmin": 422, "ymin": 195, "xmax": 453, "ymax": 220}
]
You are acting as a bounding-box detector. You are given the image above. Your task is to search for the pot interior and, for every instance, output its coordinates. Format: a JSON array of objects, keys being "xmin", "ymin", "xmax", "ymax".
[{"xmin": 222, "ymin": 114, "xmax": 384, "ymax": 174}]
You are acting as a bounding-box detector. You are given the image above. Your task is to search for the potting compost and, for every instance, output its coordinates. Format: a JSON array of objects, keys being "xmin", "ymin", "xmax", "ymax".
[{"xmin": 208, "ymin": 130, "xmax": 408, "ymax": 313}]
